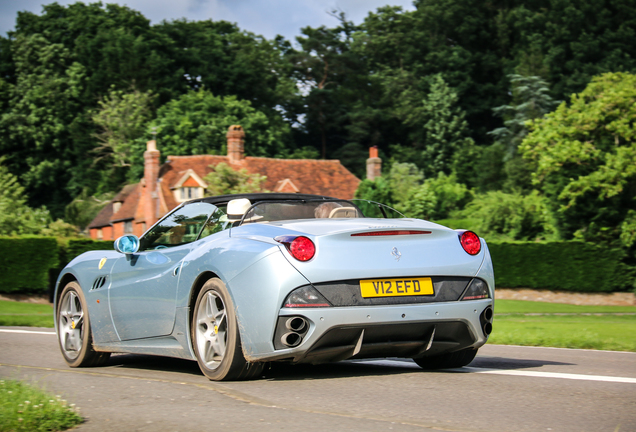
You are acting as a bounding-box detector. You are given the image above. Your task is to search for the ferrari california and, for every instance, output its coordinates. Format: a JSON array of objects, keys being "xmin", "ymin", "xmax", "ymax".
[{"xmin": 55, "ymin": 193, "xmax": 494, "ymax": 381}]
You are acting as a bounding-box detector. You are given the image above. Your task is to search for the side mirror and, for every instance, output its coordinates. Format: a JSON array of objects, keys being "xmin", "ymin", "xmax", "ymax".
[{"xmin": 114, "ymin": 235, "xmax": 140, "ymax": 254}]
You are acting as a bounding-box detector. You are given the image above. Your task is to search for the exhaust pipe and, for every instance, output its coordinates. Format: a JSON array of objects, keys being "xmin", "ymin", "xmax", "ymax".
[
  {"xmin": 483, "ymin": 322, "xmax": 493, "ymax": 336},
  {"xmin": 285, "ymin": 317, "xmax": 307, "ymax": 333},
  {"xmin": 274, "ymin": 315, "xmax": 310, "ymax": 350},
  {"xmin": 281, "ymin": 332, "xmax": 302, "ymax": 348},
  {"xmin": 480, "ymin": 306, "xmax": 494, "ymax": 336}
]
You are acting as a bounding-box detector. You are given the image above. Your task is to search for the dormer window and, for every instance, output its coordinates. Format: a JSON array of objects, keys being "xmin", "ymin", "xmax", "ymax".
[
  {"xmin": 180, "ymin": 187, "xmax": 203, "ymax": 201},
  {"xmin": 113, "ymin": 202, "xmax": 122, "ymax": 213},
  {"xmin": 172, "ymin": 169, "xmax": 208, "ymax": 203}
]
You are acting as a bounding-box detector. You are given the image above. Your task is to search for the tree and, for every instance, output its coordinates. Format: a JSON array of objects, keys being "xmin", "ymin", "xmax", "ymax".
[
  {"xmin": 92, "ymin": 86, "xmax": 155, "ymax": 188},
  {"xmin": 487, "ymin": 74, "xmax": 560, "ymax": 192},
  {"xmin": 502, "ymin": 0, "xmax": 636, "ymax": 102},
  {"xmin": 489, "ymin": 74, "xmax": 560, "ymax": 158},
  {"xmin": 142, "ymin": 89, "xmax": 291, "ymax": 174},
  {"xmin": 457, "ymin": 190, "xmax": 558, "ymax": 241},
  {"xmin": 155, "ymin": 19, "xmax": 298, "ymax": 112},
  {"xmin": 388, "ymin": 163, "xmax": 423, "ymax": 205},
  {"xmin": 204, "ymin": 163, "xmax": 267, "ymax": 196},
  {"xmin": 519, "ymin": 72, "xmax": 636, "ymax": 245},
  {"xmin": 358, "ymin": 2, "xmax": 507, "ymax": 142},
  {"xmin": 64, "ymin": 190, "xmax": 114, "ymax": 232},
  {"xmin": 398, "ymin": 171, "xmax": 472, "ymax": 220},
  {"xmin": 1, "ymin": 2, "xmax": 299, "ymax": 215},
  {"xmin": 0, "ymin": 33, "xmax": 88, "ymax": 216},
  {"xmin": 355, "ymin": 162, "xmax": 471, "ymax": 220},
  {"xmin": 292, "ymin": 14, "xmax": 363, "ymax": 159},
  {"xmin": 0, "ymin": 162, "xmax": 51, "ymax": 236},
  {"xmin": 418, "ymin": 75, "xmax": 475, "ymax": 177}
]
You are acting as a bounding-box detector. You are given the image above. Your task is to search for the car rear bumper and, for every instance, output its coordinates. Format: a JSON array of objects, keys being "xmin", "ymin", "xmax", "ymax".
[{"xmin": 249, "ymin": 299, "xmax": 493, "ymax": 363}]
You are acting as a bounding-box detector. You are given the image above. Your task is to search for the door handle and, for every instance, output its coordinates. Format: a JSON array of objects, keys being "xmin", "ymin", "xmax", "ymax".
[{"xmin": 173, "ymin": 266, "xmax": 179, "ymax": 277}]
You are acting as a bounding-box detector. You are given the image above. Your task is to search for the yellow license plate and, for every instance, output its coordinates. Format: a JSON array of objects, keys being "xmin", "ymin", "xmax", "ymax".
[{"xmin": 360, "ymin": 277, "xmax": 434, "ymax": 298}]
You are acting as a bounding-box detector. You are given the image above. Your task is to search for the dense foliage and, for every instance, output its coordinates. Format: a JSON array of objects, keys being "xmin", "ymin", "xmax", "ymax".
[
  {"xmin": 1, "ymin": 0, "xmax": 634, "ymax": 216},
  {"xmin": 204, "ymin": 162, "xmax": 268, "ymax": 196},
  {"xmin": 520, "ymin": 72, "xmax": 636, "ymax": 247},
  {"xmin": 0, "ymin": 1, "xmax": 635, "ymax": 290}
]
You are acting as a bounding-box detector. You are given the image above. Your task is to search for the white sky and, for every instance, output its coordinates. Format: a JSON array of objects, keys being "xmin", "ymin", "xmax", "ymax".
[{"xmin": 0, "ymin": 0, "xmax": 416, "ymax": 43}]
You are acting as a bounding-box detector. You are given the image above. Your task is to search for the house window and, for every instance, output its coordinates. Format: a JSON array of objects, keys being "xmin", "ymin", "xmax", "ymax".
[
  {"xmin": 124, "ymin": 221, "xmax": 133, "ymax": 234},
  {"xmin": 179, "ymin": 187, "xmax": 202, "ymax": 202},
  {"xmin": 97, "ymin": 229, "xmax": 103, "ymax": 239}
]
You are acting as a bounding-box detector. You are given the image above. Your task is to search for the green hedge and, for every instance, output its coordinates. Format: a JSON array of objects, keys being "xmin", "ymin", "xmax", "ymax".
[
  {"xmin": 61, "ymin": 239, "xmax": 113, "ymax": 264},
  {"xmin": 0, "ymin": 237, "xmax": 59, "ymax": 293},
  {"xmin": 489, "ymin": 241, "xmax": 634, "ymax": 292},
  {"xmin": 1, "ymin": 237, "xmax": 633, "ymax": 294},
  {"xmin": 0, "ymin": 237, "xmax": 113, "ymax": 294}
]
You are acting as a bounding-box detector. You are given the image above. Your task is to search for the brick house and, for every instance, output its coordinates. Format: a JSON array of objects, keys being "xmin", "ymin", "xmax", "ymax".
[{"xmin": 88, "ymin": 125, "xmax": 381, "ymax": 240}]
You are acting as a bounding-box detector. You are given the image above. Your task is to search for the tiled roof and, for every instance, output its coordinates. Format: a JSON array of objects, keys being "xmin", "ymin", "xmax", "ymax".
[
  {"xmin": 87, "ymin": 201, "xmax": 114, "ymax": 229},
  {"xmin": 111, "ymin": 183, "xmax": 141, "ymax": 222},
  {"xmin": 88, "ymin": 183, "xmax": 138, "ymax": 229},
  {"xmin": 113, "ymin": 183, "xmax": 137, "ymax": 203},
  {"xmin": 88, "ymin": 154, "xmax": 360, "ymax": 230},
  {"xmin": 163, "ymin": 155, "xmax": 360, "ymax": 199}
]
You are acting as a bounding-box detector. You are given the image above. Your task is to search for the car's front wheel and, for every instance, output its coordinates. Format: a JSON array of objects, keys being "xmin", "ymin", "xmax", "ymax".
[
  {"xmin": 413, "ymin": 348, "xmax": 478, "ymax": 370},
  {"xmin": 192, "ymin": 278, "xmax": 264, "ymax": 381},
  {"xmin": 56, "ymin": 281, "xmax": 110, "ymax": 367}
]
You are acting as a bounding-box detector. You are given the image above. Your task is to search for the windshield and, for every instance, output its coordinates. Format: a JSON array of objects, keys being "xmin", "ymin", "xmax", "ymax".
[{"xmin": 139, "ymin": 202, "xmax": 223, "ymax": 250}]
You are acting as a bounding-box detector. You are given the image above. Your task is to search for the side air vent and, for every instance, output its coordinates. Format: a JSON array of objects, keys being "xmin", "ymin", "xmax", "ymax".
[{"xmin": 91, "ymin": 275, "xmax": 108, "ymax": 291}]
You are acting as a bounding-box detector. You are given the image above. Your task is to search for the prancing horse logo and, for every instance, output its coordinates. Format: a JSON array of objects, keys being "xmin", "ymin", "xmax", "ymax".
[{"xmin": 391, "ymin": 247, "xmax": 402, "ymax": 261}]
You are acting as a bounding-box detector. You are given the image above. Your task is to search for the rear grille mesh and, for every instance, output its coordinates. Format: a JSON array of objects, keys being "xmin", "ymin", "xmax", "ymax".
[{"xmin": 310, "ymin": 277, "xmax": 471, "ymax": 306}]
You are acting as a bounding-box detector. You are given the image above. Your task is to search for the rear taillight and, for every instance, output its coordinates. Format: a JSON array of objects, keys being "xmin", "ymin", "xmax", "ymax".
[
  {"xmin": 275, "ymin": 235, "xmax": 316, "ymax": 261},
  {"xmin": 458, "ymin": 230, "xmax": 481, "ymax": 255},
  {"xmin": 461, "ymin": 278, "xmax": 489, "ymax": 300},
  {"xmin": 283, "ymin": 285, "xmax": 331, "ymax": 308}
]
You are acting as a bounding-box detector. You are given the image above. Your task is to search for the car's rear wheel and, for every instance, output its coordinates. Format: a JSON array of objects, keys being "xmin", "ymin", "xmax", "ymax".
[
  {"xmin": 414, "ymin": 348, "xmax": 478, "ymax": 370},
  {"xmin": 57, "ymin": 281, "xmax": 110, "ymax": 367},
  {"xmin": 192, "ymin": 278, "xmax": 264, "ymax": 381}
]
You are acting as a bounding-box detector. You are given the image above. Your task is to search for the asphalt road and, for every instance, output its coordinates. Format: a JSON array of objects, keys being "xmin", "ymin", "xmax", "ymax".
[{"xmin": 1, "ymin": 327, "xmax": 635, "ymax": 432}]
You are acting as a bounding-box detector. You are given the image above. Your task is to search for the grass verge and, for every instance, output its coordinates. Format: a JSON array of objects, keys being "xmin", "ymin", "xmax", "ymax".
[
  {"xmin": 1, "ymin": 298, "xmax": 635, "ymax": 352},
  {"xmin": 491, "ymin": 300, "xmax": 636, "ymax": 352},
  {"xmin": 0, "ymin": 379, "xmax": 82, "ymax": 432},
  {"xmin": 495, "ymin": 299, "xmax": 636, "ymax": 314},
  {"xmin": 0, "ymin": 300, "xmax": 53, "ymax": 328}
]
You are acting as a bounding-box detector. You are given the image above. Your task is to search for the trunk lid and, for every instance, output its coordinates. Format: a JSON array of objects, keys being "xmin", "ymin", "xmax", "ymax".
[{"xmin": 263, "ymin": 218, "xmax": 485, "ymax": 284}]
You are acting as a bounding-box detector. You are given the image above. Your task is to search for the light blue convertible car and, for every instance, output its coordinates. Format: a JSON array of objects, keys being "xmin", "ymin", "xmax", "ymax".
[{"xmin": 55, "ymin": 193, "xmax": 494, "ymax": 381}]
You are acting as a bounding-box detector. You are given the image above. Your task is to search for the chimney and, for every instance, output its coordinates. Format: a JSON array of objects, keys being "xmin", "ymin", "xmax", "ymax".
[
  {"xmin": 366, "ymin": 146, "xmax": 382, "ymax": 180},
  {"xmin": 144, "ymin": 139, "xmax": 160, "ymax": 228},
  {"xmin": 227, "ymin": 125, "xmax": 245, "ymax": 163}
]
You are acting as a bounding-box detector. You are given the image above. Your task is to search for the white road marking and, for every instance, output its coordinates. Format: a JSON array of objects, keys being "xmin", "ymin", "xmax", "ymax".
[
  {"xmin": 0, "ymin": 329, "xmax": 55, "ymax": 335},
  {"xmin": 357, "ymin": 360, "xmax": 636, "ymax": 384},
  {"xmin": 3, "ymin": 330, "xmax": 634, "ymax": 384},
  {"xmin": 461, "ymin": 367, "xmax": 636, "ymax": 384}
]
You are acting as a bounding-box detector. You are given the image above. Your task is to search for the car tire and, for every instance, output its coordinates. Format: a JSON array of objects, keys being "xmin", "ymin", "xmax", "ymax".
[
  {"xmin": 413, "ymin": 348, "xmax": 478, "ymax": 370},
  {"xmin": 56, "ymin": 281, "xmax": 110, "ymax": 367},
  {"xmin": 192, "ymin": 278, "xmax": 264, "ymax": 381}
]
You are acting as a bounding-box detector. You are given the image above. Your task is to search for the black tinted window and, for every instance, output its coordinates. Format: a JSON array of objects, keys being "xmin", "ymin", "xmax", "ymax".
[{"xmin": 140, "ymin": 203, "xmax": 217, "ymax": 251}]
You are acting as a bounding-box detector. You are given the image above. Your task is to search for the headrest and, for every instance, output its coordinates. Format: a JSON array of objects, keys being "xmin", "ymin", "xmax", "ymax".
[
  {"xmin": 328, "ymin": 206, "xmax": 358, "ymax": 218},
  {"xmin": 227, "ymin": 198, "xmax": 252, "ymax": 221}
]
